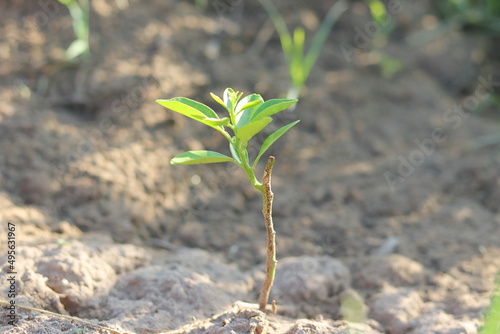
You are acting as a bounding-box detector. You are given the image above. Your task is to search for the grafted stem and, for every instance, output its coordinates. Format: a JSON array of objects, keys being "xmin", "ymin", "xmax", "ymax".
[{"xmin": 258, "ymin": 156, "xmax": 277, "ymax": 311}]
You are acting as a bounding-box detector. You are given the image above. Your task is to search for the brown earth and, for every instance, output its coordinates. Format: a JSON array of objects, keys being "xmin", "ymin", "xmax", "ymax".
[{"xmin": 1, "ymin": 0, "xmax": 500, "ymax": 333}]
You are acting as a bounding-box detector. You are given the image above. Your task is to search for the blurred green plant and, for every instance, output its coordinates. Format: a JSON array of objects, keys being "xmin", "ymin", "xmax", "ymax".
[
  {"xmin": 156, "ymin": 88, "xmax": 299, "ymax": 311},
  {"xmin": 365, "ymin": 0, "xmax": 403, "ymax": 79},
  {"xmin": 480, "ymin": 274, "xmax": 500, "ymax": 334},
  {"xmin": 466, "ymin": 94, "xmax": 500, "ymax": 150},
  {"xmin": 57, "ymin": 0, "xmax": 90, "ymax": 61},
  {"xmin": 194, "ymin": 0, "xmax": 208, "ymax": 11},
  {"xmin": 366, "ymin": 0, "xmax": 395, "ymax": 36},
  {"xmin": 378, "ymin": 52, "xmax": 403, "ymax": 78},
  {"xmin": 437, "ymin": 0, "xmax": 500, "ymax": 33},
  {"xmin": 340, "ymin": 289, "xmax": 367, "ymax": 324},
  {"xmin": 258, "ymin": 0, "xmax": 348, "ymax": 99},
  {"xmin": 434, "ymin": 1, "xmax": 500, "ymax": 149}
]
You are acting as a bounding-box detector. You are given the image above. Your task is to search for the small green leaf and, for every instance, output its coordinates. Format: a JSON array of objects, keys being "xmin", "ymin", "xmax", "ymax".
[
  {"xmin": 236, "ymin": 117, "xmax": 272, "ymax": 143},
  {"xmin": 170, "ymin": 151, "xmax": 234, "ymax": 165},
  {"xmin": 223, "ymin": 88, "xmax": 242, "ymax": 112},
  {"xmin": 239, "ymin": 99, "xmax": 263, "ymax": 112},
  {"xmin": 157, "ymin": 98, "xmax": 229, "ymax": 134},
  {"xmin": 368, "ymin": 0, "xmax": 387, "ymax": 26},
  {"xmin": 202, "ymin": 117, "xmax": 231, "ymax": 127},
  {"xmin": 290, "ymin": 27, "xmax": 306, "ymax": 87},
  {"xmin": 210, "ymin": 92, "xmax": 228, "ymax": 111},
  {"xmin": 236, "ymin": 94, "xmax": 264, "ymax": 129},
  {"xmin": 250, "ymin": 99, "xmax": 298, "ymax": 121},
  {"xmin": 223, "ymin": 88, "xmax": 235, "ymax": 105},
  {"xmin": 236, "ymin": 94, "xmax": 264, "ymax": 114},
  {"xmin": 157, "ymin": 97, "xmax": 219, "ymax": 119},
  {"xmin": 65, "ymin": 39, "xmax": 89, "ymax": 60},
  {"xmin": 229, "ymin": 142, "xmax": 243, "ymax": 165},
  {"xmin": 253, "ymin": 120, "xmax": 300, "ymax": 167},
  {"xmin": 292, "ymin": 27, "xmax": 305, "ymax": 60}
]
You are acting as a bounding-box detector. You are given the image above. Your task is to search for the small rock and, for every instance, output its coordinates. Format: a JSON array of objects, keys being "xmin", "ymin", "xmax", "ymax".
[
  {"xmin": 190, "ymin": 309, "xmax": 268, "ymax": 334},
  {"xmin": 36, "ymin": 242, "xmax": 117, "ymax": 318},
  {"xmin": 178, "ymin": 221, "xmax": 206, "ymax": 247},
  {"xmin": 108, "ymin": 263, "xmax": 250, "ymax": 332},
  {"xmin": 285, "ymin": 319, "xmax": 383, "ymax": 334},
  {"xmin": 98, "ymin": 243, "xmax": 152, "ymax": 274},
  {"xmin": 271, "ymin": 256, "xmax": 351, "ymax": 304},
  {"xmin": 370, "ymin": 288, "xmax": 424, "ymax": 334},
  {"xmin": 409, "ymin": 311, "xmax": 480, "ymax": 334},
  {"xmin": 19, "ymin": 271, "xmax": 67, "ymax": 314},
  {"xmin": 352, "ymin": 254, "xmax": 426, "ymax": 290},
  {"xmin": 19, "ymin": 174, "xmax": 52, "ymax": 205}
]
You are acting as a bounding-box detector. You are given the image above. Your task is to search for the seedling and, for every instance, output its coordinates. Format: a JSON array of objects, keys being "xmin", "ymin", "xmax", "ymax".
[
  {"xmin": 57, "ymin": 0, "xmax": 90, "ymax": 61},
  {"xmin": 156, "ymin": 88, "xmax": 299, "ymax": 310},
  {"xmin": 258, "ymin": 0, "xmax": 348, "ymax": 99},
  {"xmin": 365, "ymin": 0, "xmax": 403, "ymax": 79}
]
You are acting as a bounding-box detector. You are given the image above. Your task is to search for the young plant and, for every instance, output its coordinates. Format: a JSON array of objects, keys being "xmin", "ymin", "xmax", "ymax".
[
  {"xmin": 57, "ymin": 0, "xmax": 90, "ymax": 61},
  {"xmin": 156, "ymin": 88, "xmax": 299, "ymax": 310},
  {"xmin": 365, "ymin": 0, "xmax": 403, "ymax": 79},
  {"xmin": 258, "ymin": 0, "xmax": 348, "ymax": 99}
]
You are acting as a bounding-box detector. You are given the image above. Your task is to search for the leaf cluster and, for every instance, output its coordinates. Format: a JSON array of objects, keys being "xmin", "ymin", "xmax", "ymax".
[{"xmin": 156, "ymin": 88, "xmax": 299, "ymax": 187}]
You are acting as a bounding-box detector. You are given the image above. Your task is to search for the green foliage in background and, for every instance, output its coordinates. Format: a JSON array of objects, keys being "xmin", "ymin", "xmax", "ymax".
[
  {"xmin": 258, "ymin": 0, "xmax": 348, "ymax": 99},
  {"xmin": 437, "ymin": 0, "xmax": 500, "ymax": 33},
  {"xmin": 480, "ymin": 274, "xmax": 500, "ymax": 334},
  {"xmin": 57, "ymin": 0, "xmax": 90, "ymax": 61},
  {"xmin": 435, "ymin": 1, "xmax": 500, "ymax": 148},
  {"xmin": 364, "ymin": 0, "xmax": 403, "ymax": 79},
  {"xmin": 366, "ymin": 0, "xmax": 395, "ymax": 35}
]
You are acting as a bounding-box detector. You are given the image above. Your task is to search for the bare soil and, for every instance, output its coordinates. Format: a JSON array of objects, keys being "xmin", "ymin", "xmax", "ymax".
[{"xmin": 1, "ymin": 1, "xmax": 499, "ymax": 333}]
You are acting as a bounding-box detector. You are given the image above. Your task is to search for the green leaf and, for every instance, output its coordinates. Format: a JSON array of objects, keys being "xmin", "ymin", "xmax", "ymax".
[
  {"xmin": 368, "ymin": 0, "xmax": 387, "ymax": 26},
  {"xmin": 229, "ymin": 142, "xmax": 243, "ymax": 165},
  {"xmin": 253, "ymin": 120, "xmax": 300, "ymax": 167},
  {"xmin": 292, "ymin": 27, "xmax": 305, "ymax": 61},
  {"xmin": 290, "ymin": 27, "xmax": 306, "ymax": 87},
  {"xmin": 170, "ymin": 151, "xmax": 234, "ymax": 165},
  {"xmin": 258, "ymin": 0, "xmax": 293, "ymax": 61},
  {"xmin": 65, "ymin": 39, "xmax": 89, "ymax": 60},
  {"xmin": 304, "ymin": 1, "xmax": 347, "ymax": 77},
  {"xmin": 236, "ymin": 94, "xmax": 264, "ymax": 114},
  {"xmin": 223, "ymin": 88, "xmax": 242, "ymax": 113},
  {"xmin": 236, "ymin": 94, "xmax": 264, "ymax": 129},
  {"xmin": 239, "ymin": 99, "xmax": 263, "ymax": 112},
  {"xmin": 202, "ymin": 117, "xmax": 231, "ymax": 127},
  {"xmin": 156, "ymin": 98, "xmax": 228, "ymax": 134},
  {"xmin": 250, "ymin": 99, "xmax": 298, "ymax": 121},
  {"xmin": 223, "ymin": 88, "xmax": 235, "ymax": 106},
  {"xmin": 210, "ymin": 92, "xmax": 228, "ymax": 111},
  {"xmin": 236, "ymin": 116, "xmax": 272, "ymax": 143},
  {"xmin": 157, "ymin": 97, "xmax": 219, "ymax": 119}
]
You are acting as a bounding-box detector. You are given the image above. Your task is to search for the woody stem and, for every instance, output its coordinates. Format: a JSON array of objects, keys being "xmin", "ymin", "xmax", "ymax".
[{"xmin": 257, "ymin": 156, "xmax": 277, "ymax": 311}]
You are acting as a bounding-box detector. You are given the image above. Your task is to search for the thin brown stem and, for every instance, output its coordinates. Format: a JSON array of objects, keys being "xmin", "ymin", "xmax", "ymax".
[{"xmin": 258, "ymin": 156, "xmax": 277, "ymax": 311}]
